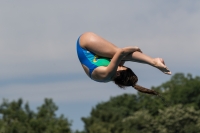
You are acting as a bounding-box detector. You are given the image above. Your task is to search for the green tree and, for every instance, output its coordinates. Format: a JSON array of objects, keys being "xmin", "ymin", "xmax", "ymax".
[
  {"xmin": 121, "ymin": 104, "xmax": 200, "ymax": 133},
  {"xmin": 82, "ymin": 94, "xmax": 141, "ymax": 133},
  {"xmin": 155, "ymin": 104, "xmax": 200, "ymax": 133},
  {"xmin": 122, "ymin": 110, "xmax": 154, "ymax": 133},
  {"xmin": 0, "ymin": 98, "xmax": 72, "ymax": 133},
  {"xmin": 81, "ymin": 73, "xmax": 200, "ymax": 133},
  {"xmin": 155, "ymin": 73, "xmax": 200, "ymax": 109}
]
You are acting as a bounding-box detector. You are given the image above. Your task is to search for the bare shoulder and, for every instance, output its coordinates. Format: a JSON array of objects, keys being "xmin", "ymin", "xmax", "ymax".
[
  {"xmin": 92, "ymin": 66, "xmax": 111, "ymax": 82},
  {"xmin": 81, "ymin": 65, "xmax": 111, "ymax": 82}
]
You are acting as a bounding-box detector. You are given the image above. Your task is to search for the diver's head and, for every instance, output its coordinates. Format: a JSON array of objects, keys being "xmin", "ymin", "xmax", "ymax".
[{"xmin": 113, "ymin": 66, "xmax": 138, "ymax": 88}]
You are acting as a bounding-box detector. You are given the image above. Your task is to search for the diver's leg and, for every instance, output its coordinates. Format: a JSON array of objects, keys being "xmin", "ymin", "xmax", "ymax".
[
  {"xmin": 79, "ymin": 32, "xmax": 171, "ymax": 74},
  {"xmin": 124, "ymin": 51, "xmax": 171, "ymax": 74},
  {"xmin": 79, "ymin": 32, "xmax": 119, "ymax": 58}
]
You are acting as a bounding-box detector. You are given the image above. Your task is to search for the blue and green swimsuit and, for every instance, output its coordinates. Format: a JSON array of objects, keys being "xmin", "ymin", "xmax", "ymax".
[{"xmin": 76, "ymin": 36, "xmax": 110, "ymax": 78}]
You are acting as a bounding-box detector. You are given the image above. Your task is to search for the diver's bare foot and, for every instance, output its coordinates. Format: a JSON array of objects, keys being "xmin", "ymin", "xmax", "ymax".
[{"xmin": 153, "ymin": 58, "xmax": 171, "ymax": 75}]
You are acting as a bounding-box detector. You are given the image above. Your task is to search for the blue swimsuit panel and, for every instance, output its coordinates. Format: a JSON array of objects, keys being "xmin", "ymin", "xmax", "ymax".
[{"xmin": 76, "ymin": 37, "xmax": 98, "ymax": 77}]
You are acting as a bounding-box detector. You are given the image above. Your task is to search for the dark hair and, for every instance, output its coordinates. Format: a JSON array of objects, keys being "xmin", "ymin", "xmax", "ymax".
[{"xmin": 113, "ymin": 67, "xmax": 158, "ymax": 95}]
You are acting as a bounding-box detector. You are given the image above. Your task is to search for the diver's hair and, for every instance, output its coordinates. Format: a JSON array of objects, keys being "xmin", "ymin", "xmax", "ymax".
[
  {"xmin": 113, "ymin": 67, "xmax": 158, "ymax": 95},
  {"xmin": 133, "ymin": 84, "xmax": 158, "ymax": 95}
]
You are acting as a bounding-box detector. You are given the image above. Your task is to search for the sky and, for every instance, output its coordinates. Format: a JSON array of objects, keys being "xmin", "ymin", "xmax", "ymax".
[{"xmin": 0, "ymin": 0, "xmax": 200, "ymax": 131}]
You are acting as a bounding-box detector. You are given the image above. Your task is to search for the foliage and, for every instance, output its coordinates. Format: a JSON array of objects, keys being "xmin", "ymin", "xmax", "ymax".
[
  {"xmin": 155, "ymin": 104, "xmax": 200, "ymax": 133},
  {"xmin": 0, "ymin": 98, "xmax": 72, "ymax": 133},
  {"xmin": 1, "ymin": 73, "xmax": 200, "ymax": 133},
  {"xmin": 81, "ymin": 73, "xmax": 200, "ymax": 133}
]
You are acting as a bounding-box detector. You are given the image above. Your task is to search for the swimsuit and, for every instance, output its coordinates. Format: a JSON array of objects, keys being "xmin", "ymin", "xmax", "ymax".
[{"xmin": 76, "ymin": 36, "xmax": 110, "ymax": 78}]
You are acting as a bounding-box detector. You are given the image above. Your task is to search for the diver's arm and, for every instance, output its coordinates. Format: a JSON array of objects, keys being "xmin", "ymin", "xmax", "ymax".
[
  {"xmin": 105, "ymin": 47, "xmax": 138, "ymax": 77},
  {"xmin": 93, "ymin": 47, "xmax": 141, "ymax": 80}
]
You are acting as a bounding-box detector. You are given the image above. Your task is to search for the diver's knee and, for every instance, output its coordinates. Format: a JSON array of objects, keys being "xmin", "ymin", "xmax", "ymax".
[{"xmin": 81, "ymin": 32, "xmax": 97, "ymax": 44}]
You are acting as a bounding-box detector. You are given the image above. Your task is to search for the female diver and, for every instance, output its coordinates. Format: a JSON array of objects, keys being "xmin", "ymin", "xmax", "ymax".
[{"xmin": 76, "ymin": 32, "xmax": 171, "ymax": 95}]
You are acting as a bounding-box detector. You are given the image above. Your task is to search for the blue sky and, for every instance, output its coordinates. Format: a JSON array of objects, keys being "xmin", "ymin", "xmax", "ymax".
[{"xmin": 0, "ymin": 0, "xmax": 200, "ymax": 131}]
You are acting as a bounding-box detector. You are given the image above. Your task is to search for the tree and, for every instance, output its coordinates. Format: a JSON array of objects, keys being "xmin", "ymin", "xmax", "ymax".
[
  {"xmin": 122, "ymin": 110, "xmax": 154, "ymax": 133},
  {"xmin": 0, "ymin": 98, "xmax": 72, "ymax": 133},
  {"xmin": 155, "ymin": 104, "xmax": 200, "ymax": 133},
  {"xmin": 155, "ymin": 73, "xmax": 200, "ymax": 109},
  {"xmin": 81, "ymin": 73, "xmax": 200, "ymax": 133},
  {"xmin": 82, "ymin": 94, "xmax": 142, "ymax": 133}
]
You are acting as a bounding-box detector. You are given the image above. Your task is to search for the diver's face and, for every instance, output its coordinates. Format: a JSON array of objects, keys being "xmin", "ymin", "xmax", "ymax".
[
  {"xmin": 111, "ymin": 66, "xmax": 128, "ymax": 80},
  {"xmin": 117, "ymin": 66, "xmax": 127, "ymax": 71},
  {"xmin": 115, "ymin": 66, "xmax": 127, "ymax": 77}
]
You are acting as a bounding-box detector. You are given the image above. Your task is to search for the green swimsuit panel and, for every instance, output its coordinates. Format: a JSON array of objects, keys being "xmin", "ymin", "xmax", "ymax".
[{"xmin": 93, "ymin": 55, "xmax": 110, "ymax": 67}]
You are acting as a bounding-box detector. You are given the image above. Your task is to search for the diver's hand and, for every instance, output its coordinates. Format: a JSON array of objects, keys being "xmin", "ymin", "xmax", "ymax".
[{"xmin": 119, "ymin": 61, "xmax": 125, "ymax": 66}]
